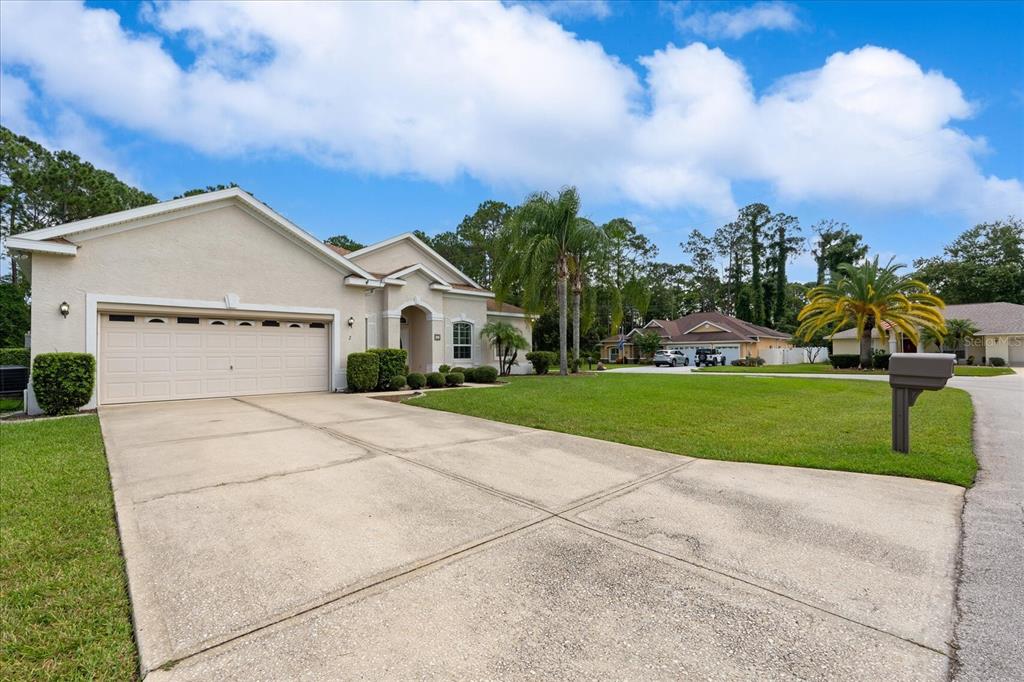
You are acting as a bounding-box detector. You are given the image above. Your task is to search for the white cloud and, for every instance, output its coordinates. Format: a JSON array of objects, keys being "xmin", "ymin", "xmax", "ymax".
[
  {"xmin": 0, "ymin": 71, "xmax": 140, "ymax": 183},
  {"xmin": 668, "ymin": 1, "xmax": 801, "ymax": 40},
  {"xmin": 1, "ymin": 1, "xmax": 1020, "ymax": 221}
]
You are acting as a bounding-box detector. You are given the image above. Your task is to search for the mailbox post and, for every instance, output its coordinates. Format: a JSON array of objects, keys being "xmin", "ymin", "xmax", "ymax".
[{"xmin": 888, "ymin": 353, "xmax": 955, "ymax": 453}]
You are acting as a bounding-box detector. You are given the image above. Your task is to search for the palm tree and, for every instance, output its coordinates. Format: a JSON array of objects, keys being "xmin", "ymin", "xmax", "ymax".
[
  {"xmin": 496, "ymin": 187, "xmax": 592, "ymax": 376},
  {"xmin": 568, "ymin": 219, "xmax": 608, "ymax": 373},
  {"xmin": 480, "ymin": 320, "xmax": 529, "ymax": 376},
  {"xmin": 796, "ymin": 256, "xmax": 946, "ymax": 369},
  {"xmin": 930, "ymin": 318, "xmax": 980, "ymax": 355}
]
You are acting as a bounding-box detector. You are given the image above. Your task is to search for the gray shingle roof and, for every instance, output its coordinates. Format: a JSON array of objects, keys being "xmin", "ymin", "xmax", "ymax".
[{"xmin": 831, "ymin": 302, "xmax": 1024, "ymax": 338}]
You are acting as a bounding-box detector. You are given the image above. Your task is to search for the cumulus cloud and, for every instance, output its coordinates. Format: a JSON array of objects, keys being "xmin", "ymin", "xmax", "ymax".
[
  {"xmin": 668, "ymin": 1, "xmax": 801, "ymax": 40},
  {"xmin": 0, "ymin": 0, "xmax": 1019, "ymax": 221}
]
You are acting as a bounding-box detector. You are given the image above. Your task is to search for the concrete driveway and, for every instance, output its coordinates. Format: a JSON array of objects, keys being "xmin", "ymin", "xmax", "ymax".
[{"xmin": 99, "ymin": 392, "xmax": 964, "ymax": 680}]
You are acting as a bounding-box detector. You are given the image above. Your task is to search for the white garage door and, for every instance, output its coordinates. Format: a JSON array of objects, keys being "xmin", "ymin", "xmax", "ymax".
[
  {"xmin": 99, "ymin": 313, "xmax": 330, "ymax": 404},
  {"xmin": 1009, "ymin": 336, "xmax": 1024, "ymax": 367}
]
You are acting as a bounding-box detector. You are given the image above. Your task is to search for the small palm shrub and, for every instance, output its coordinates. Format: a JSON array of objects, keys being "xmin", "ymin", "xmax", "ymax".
[
  {"xmin": 31, "ymin": 353, "xmax": 96, "ymax": 415},
  {"xmin": 426, "ymin": 371, "xmax": 446, "ymax": 388},
  {"xmin": 407, "ymin": 372, "xmax": 426, "ymax": 389},
  {"xmin": 347, "ymin": 352, "xmax": 380, "ymax": 392}
]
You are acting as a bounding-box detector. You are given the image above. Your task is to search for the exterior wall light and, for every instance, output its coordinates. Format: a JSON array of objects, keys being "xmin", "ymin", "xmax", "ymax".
[
  {"xmin": 59, "ymin": 301, "xmax": 70, "ymax": 318},
  {"xmin": 347, "ymin": 316, "xmax": 355, "ymax": 327}
]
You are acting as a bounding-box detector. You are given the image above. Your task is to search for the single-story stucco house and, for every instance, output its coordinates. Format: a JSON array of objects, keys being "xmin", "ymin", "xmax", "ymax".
[
  {"xmin": 6, "ymin": 188, "xmax": 532, "ymax": 413},
  {"xmin": 830, "ymin": 302, "xmax": 1024, "ymax": 366},
  {"xmin": 601, "ymin": 312, "xmax": 793, "ymax": 365}
]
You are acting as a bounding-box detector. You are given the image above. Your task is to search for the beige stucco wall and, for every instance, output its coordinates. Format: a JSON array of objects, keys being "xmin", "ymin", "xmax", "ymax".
[
  {"xmin": 29, "ymin": 204, "xmax": 370, "ymax": 396},
  {"xmin": 349, "ymin": 239, "xmax": 466, "ymax": 283},
  {"xmin": 832, "ymin": 337, "xmax": 887, "ymax": 355}
]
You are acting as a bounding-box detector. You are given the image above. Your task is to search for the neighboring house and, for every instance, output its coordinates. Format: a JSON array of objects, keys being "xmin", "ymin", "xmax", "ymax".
[
  {"xmin": 6, "ymin": 188, "xmax": 532, "ymax": 413},
  {"xmin": 830, "ymin": 302, "xmax": 1024, "ymax": 366},
  {"xmin": 601, "ymin": 312, "xmax": 793, "ymax": 365}
]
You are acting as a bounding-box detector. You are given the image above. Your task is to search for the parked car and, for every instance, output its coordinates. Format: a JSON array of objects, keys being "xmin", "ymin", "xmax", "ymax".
[
  {"xmin": 653, "ymin": 350, "xmax": 689, "ymax": 367},
  {"xmin": 694, "ymin": 348, "xmax": 727, "ymax": 367}
]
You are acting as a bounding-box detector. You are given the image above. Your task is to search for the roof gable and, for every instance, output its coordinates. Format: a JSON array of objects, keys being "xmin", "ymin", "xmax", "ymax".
[
  {"xmin": 10, "ymin": 188, "xmax": 373, "ymax": 279},
  {"xmin": 346, "ymin": 233, "xmax": 482, "ymax": 289}
]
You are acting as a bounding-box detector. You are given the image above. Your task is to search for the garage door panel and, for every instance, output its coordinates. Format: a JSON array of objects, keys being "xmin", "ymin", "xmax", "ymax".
[{"xmin": 100, "ymin": 313, "xmax": 330, "ymax": 404}]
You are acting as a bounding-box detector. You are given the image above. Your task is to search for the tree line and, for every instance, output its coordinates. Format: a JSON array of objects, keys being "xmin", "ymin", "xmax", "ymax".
[{"xmin": 2, "ymin": 126, "xmax": 1020, "ymax": 353}]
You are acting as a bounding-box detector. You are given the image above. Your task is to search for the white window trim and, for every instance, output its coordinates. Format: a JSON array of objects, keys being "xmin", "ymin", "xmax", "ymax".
[
  {"xmin": 84, "ymin": 293, "xmax": 342, "ymax": 409},
  {"xmin": 452, "ymin": 320, "xmax": 473, "ymax": 361}
]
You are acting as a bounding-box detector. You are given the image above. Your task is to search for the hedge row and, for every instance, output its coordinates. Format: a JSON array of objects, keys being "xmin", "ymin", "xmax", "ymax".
[
  {"xmin": 346, "ymin": 349, "xmax": 498, "ymax": 392},
  {"xmin": 0, "ymin": 347, "xmax": 29, "ymax": 366},
  {"xmin": 829, "ymin": 354, "xmax": 860, "ymax": 369}
]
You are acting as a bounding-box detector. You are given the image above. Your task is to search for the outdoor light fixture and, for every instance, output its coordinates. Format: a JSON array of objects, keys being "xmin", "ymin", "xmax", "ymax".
[
  {"xmin": 347, "ymin": 316, "xmax": 355, "ymax": 327},
  {"xmin": 59, "ymin": 301, "xmax": 70, "ymax": 318}
]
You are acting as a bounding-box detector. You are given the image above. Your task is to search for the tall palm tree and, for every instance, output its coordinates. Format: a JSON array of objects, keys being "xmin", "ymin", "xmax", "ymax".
[
  {"xmin": 496, "ymin": 187, "xmax": 590, "ymax": 376},
  {"xmin": 796, "ymin": 256, "xmax": 946, "ymax": 369},
  {"xmin": 567, "ymin": 219, "xmax": 608, "ymax": 373}
]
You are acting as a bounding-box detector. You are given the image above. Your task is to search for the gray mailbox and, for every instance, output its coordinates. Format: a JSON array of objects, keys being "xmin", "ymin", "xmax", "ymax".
[{"xmin": 889, "ymin": 353, "xmax": 956, "ymax": 453}]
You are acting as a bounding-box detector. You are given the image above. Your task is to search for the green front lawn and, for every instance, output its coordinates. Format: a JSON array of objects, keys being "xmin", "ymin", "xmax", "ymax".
[
  {"xmin": 0, "ymin": 416, "xmax": 138, "ymax": 680},
  {"xmin": 698, "ymin": 362, "xmax": 1014, "ymax": 377},
  {"xmin": 408, "ymin": 374, "xmax": 976, "ymax": 487},
  {"xmin": 0, "ymin": 397, "xmax": 24, "ymax": 412}
]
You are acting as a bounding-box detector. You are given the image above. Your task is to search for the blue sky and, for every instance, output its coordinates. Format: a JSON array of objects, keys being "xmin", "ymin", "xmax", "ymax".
[{"xmin": 2, "ymin": 1, "xmax": 1022, "ymax": 282}]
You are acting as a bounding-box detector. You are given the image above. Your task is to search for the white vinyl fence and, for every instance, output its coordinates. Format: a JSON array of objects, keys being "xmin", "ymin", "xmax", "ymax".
[{"xmin": 760, "ymin": 347, "xmax": 830, "ymax": 366}]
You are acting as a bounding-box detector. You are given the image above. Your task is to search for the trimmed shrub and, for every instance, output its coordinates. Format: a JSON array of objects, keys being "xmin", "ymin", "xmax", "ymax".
[
  {"xmin": 439, "ymin": 364, "xmax": 451, "ymax": 374},
  {"xmin": 0, "ymin": 347, "xmax": 29, "ymax": 366},
  {"xmin": 462, "ymin": 367, "xmax": 478, "ymax": 382},
  {"xmin": 872, "ymin": 352, "xmax": 891, "ymax": 370},
  {"xmin": 426, "ymin": 371, "xmax": 446, "ymax": 388},
  {"xmin": 829, "ymin": 354, "xmax": 860, "ymax": 369},
  {"xmin": 446, "ymin": 372, "xmax": 465, "ymax": 386},
  {"xmin": 450, "ymin": 366, "xmax": 469, "ymax": 375},
  {"xmin": 990, "ymin": 356, "xmax": 1007, "ymax": 367},
  {"xmin": 526, "ymin": 350, "xmax": 557, "ymax": 375},
  {"xmin": 347, "ymin": 352, "xmax": 380, "ymax": 392},
  {"xmin": 407, "ymin": 372, "xmax": 426, "ymax": 389},
  {"xmin": 31, "ymin": 352, "xmax": 96, "ymax": 416},
  {"xmin": 389, "ymin": 374, "xmax": 407, "ymax": 391},
  {"xmin": 730, "ymin": 359, "xmax": 743, "ymax": 366},
  {"xmin": 367, "ymin": 348, "xmax": 408, "ymax": 391},
  {"xmin": 473, "ymin": 366, "xmax": 499, "ymax": 383}
]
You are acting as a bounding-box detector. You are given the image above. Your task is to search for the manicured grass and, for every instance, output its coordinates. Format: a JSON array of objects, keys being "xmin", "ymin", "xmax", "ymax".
[
  {"xmin": 0, "ymin": 416, "xmax": 138, "ymax": 680},
  {"xmin": 0, "ymin": 397, "xmax": 23, "ymax": 412},
  {"xmin": 698, "ymin": 362, "xmax": 1014, "ymax": 377},
  {"xmin": 408, "ymin": 374, "xmax": 976, "ymax": 487},
  {"xmin": 952, "ymin": 366, "xmax": 1016, "ymax": 376}
]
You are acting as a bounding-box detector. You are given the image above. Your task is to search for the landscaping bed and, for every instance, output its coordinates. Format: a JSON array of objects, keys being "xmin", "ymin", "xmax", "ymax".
[
  {"xmin": 0, "ymin": 416, "xmax": 138, "ymax": 680},
  {"xmin": 698, "ymin": 362, "xmax": 1013, "ymax": 377},
  {"xmin": 408, "ymin": 373, "xmax": 976, "ymax": 487}
]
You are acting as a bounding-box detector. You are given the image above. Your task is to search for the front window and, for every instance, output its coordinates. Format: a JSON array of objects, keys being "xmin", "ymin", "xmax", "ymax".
[{"xmin": 453, "ymin": 322, "xmax": 472, "ymax": 360}]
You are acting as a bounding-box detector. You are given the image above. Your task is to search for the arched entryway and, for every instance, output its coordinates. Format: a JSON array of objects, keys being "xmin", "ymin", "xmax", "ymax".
[{"xmin": 400, "ymin": 305, "xmax": 433, "ymax": 374}]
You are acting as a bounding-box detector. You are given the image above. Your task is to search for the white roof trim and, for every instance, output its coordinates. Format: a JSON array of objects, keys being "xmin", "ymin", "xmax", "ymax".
[
  {"xmin": 387, "ymin": 263, "xmax": 452, "ymax": 287},
  {"xmin": 12, "ymin": 187, "xmax": 374, "ymax": 279},
  {"xmin": 346, "ymin": 232, "xmax": 483, "ymax": 289},
  {"xmin": 443, "ymin": 288, "xmax": 495, "ymax": 299},
  {"xmin": 4, "ymin": 236, "xmax": 78, "ymax": 255},
  {"xmin": 681, "ymin": 320, "xmax": 732, "ymax": 335},
  {"xmin": 487, "ymin": 310, "xmax": 528, "ymax": 319}
]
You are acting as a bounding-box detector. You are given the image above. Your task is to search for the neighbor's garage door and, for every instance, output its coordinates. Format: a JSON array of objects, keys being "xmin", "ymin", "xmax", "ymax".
[
  {"xmin": 99, "ymin": 312, "xmax": 329, "ymax": 404},
  {"xmin": 1009, "ymin": 336, "xmax": 1024, "ymax": 366}
]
